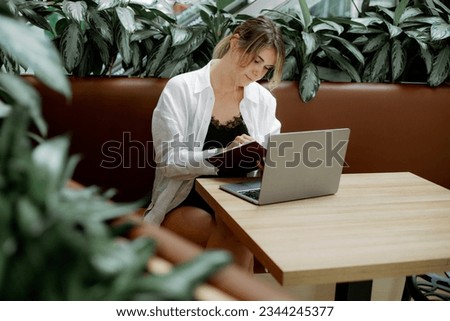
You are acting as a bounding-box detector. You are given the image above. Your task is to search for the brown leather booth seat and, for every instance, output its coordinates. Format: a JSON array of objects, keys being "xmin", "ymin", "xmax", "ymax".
[
  {"xmin": 28, "ymin": 77, "xmax": 450, "ymax": 202},
  {"xmin": 273, "ymin": 81, "xmax": 450, "ymax": 190}
]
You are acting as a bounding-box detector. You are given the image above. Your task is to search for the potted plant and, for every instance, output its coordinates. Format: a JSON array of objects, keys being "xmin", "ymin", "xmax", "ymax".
[
  {"xmin": 12, "ymin": 0, "xmax": 239, "ymax": 78},
  {"xmin": 347, "ymin": 0, "xmax": 426, "ymax": 82},
  {"xmin": 0, "ymin": 1, "xmax": 231, "ymax": 301},
  {"xmin": 416, "ymin": 0, "xmax": 450, "ymax": 86},
  {"xmin": 263, "ymin": 0, "xmax": 365, "ymax": 102},
  {"xmin": 8, "ymin": 1, "xmax": 450, "ymax": 98}
]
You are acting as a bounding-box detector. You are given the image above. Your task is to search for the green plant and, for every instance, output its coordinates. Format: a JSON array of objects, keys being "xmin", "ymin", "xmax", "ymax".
[
  {"xmin": 9, "ymin": 0, "xmax": 167, "ymax": 76},
  {"xmin": 0, "ymin": 2, "xmax": 231, "ymax": 300},
  {"xmin": 132, "ymin": 6, "xmax": 207, "ymax": 78},
  {"xmin": 14, "ymin": 0, "xmax": 236, "ymax": 77},
  {"xmin": 348, "ymin": 0, "xmax": 431, "ymax": 83},
  {"xmin": 9, "ymin": 0, "xmax": 450, "ymax": 103},
  {"xmin": 415, "ymin": 0, "xmax": 450, "ymax": 85},
  {"xmin": 0, "ymin": 1, "xmax": 70, "ymax": 135},
  {"xmin": 119, "ymin": 0, "xmax": 240, "ymax": 77},
  {"xmin": 194, "ymin": 0, "xmax": 243, "ymax": 67},
  {"xmin": 265, "ymin": 0, "xmax": 364, "ymax": 102}
]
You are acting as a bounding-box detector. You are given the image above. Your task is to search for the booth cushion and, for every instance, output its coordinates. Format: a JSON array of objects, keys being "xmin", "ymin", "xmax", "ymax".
[{"xmin": 27, "ymin": 76, "xmax": 450, "ymax": 202}]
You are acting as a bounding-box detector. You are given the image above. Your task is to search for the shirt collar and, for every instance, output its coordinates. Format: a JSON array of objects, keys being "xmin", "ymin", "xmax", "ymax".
[
  {"xmin": 193, "ymin": 60, "xmax": 260, "ymax": 104},
  {"xmin": 193, "ymin": 60, "xmax": 214, "ymax": 94},
  {"xmin": 244, "ymin": 83, "xmax": 260, "ymax": 104}
]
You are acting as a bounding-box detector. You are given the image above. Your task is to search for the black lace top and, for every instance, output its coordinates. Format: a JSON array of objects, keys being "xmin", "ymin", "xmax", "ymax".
[
  {"xmin": 203, "ymin": 114, "xmax": 250, "ymax": 151},
  {"xmin": 179, "ymin": 113, "xmax": 250, "ymax": 212}
]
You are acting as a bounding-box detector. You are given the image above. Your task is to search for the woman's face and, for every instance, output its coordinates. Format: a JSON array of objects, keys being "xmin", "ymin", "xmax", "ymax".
[{"xmin": 232, "ymin": 46, "xmax": 277, "ymax": 87}]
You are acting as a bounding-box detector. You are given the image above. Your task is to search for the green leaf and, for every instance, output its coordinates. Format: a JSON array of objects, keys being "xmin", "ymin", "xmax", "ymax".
[
  {"xmin": 385, "ymin": 22, "xmax": 403, "ymax": 38},
  {"xmin": 432, "ymin": 0, "xmax": 450, "ymax": 15},
  {"xmin": 407, "ymin": 16, "xmax": 445, "ymax": 25},
  {"xmin": 325, "ymin": 34, "xmax": 365, "ymax": 65},
  {"xmin": 428, "ymin": 45, "xmax": 450, "ymax": 86},
  {"xmin": 298, "ymin": 0, "xmax": 311, "ymax": 29},
  {"xmin": 216, "ymin": 0, "xmax": 231, "ymax": 11},
  {"xmin": 0, "ymin": 16, "xmax": 70, "ymax": 98},
  {"xmin": 0, "ymin": 101, "xmax": 11, "ymax": 119},
  {"xmin": 363, "ymin": 33, "xmax": 389, "ymax": 53},
  {"xmin": 60, "ymin": 22, "xmax": 84, "ymax": 73},
  {"xmin": 391, "ymin": 38, "xmax": 406, "ymax": 81},
  {"xmin": 0, "ymin": 74, "xmax": 46, "ymax": 136},
  {"xmin": 378, "ymin": 7, "xmax": 395, "ymax": 21},
  {"xmin": 301, "ymin": 32, "xmax": 319, "ymax": 56},
  {"xmin": 116, "ymin": 6, "xmax": 136, "ymax": 33},
  {"xmin": 171, "ymin": 28, "xmax": 206, "ymax": 58},
  {"xmin": 147, "ymin": 35, "xmax": 171, "ymax": 76},
  {"xmin": 62, "ymin": 0, "xmax": 87, "ymax": 23},
  {"xmin": 158, "ymin": 58, "xmax": 189, "ymax": 78},
  {"xmin": 317, "ymin": 66, "xmax": 352, "ymax": 82},
  {"xmin": 365, "ymin": 42, "xmax": 390, "ymax": 82},
  {"xmin": 96, "ymin": 0, "xmax": 122, "ymax": 11},
  {"xmin": 87, "ymin": 8, "xmax": 113, "ymax": 44},
  {"xmin": 20, "ymin": 8, "xmax": 53, "ymax": 31},
  {"xmin": 144, "ymin": 7, "xmax": 176, "ymax": 24},
  {"xmin": 170, "ymin": 26, "xmax": 192, "ymax": 46},
  {"xmin": 419, "ymin": 45, "xmax": 433, "ymax": 74},
  {"xmin": 322, "ymin": 46, "xmax": 361, "ymax": 82},
  {"xmin": 431, "ymin": 23, "xmax": 450, "ymax": 40},
  {"xmin": 299, "ymin": 62, "xmax": 320, "ymax": 103},
  {"xmin": 60, "ymin": 154, "xmax": 81, "ymax": 188},
  {"xmin": 0, "ymin": 194, "xmax": 12, "ymax": 230},
  {"xmin": 129, "ymin": 0, "xmax": 159, "ymax": 8},
  {"xmin": 131, "ymin": 29, "xmax": 159, "ymax": 42},
  {"xmin": 352, "ymin": 16, "xmax": 384, "ymax": 27},
  {"xmin": 76, "ymin": 199, "xmax": 143, "ymax": 222},
  {"xmin": 55, "ymin": 17, "xmax": 70, "ymax": 38},
  {"xmin": 75, "ymin": 45, "xmax": 99, "ymax": 76},
  {"xmin": 353, "ymin": 35, "xmax": 369, "ymax": 45},
  {"xmin": 0, "ymin": 1, "xmax": 15, "ymax": 16},
  {"xmin": 142, "ymin": 38, "xmax": 154, "ymax": 54},
  {"xmin": 399, "ymin": 7, "xmax": 423, "ymax": 24},
  {"xmin": 281, "ymin": 55, "xmax": 297, "ymax": 81},
  {"xmin": 312, "ymin": 19, "xmax": 344, "ymax": 35},
  {"xmin": 90, "ymin": 30, "xmax": 110, "ymax": 66},
  {"xmin": 116, "ymin": 26, "xmax": 132, "ymax": 65},
  {"xmin": 130, "ymin": 41, "xmax": 141, "ymax": 71},
  {"xmin": 405, "ymin": 29, "xmax": 431, "ymax": 44},
  {"xmin": 29, "ymin": 136, "xmax": 70, "ymax": 206},
  {"xmin": 394, "ymin": 0, "xmax": 410, "ymax": 26},
  {"xmin": 17, "ymin": 196, "xmax": 45, "ymax": 237},
  {"xmin": 347, "ymin": 26, "xmax": 385, "ymax": 34},
  {"xmin": 90, "ymin": 241, "xmax": 137, "ymax": 276}
]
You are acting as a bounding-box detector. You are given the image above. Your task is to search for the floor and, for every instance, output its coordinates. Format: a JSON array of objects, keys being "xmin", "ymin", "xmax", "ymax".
[{"xmin": 254, "ymin": 273, "xmax": 406, "ymax": 301}]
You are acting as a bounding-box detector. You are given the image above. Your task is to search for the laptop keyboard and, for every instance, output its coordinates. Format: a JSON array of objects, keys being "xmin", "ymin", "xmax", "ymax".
[{"xmin": 239, "ymin": 189, "xmax": 261, "ymax": 201}]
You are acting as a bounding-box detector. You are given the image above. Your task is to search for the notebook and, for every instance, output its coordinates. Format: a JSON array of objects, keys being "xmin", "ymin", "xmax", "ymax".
[
  {"xmin": 219, "ymin": 128, "xmax": 350, "ymax": 205},
  {"xmin": 206, "ymin": 140, "xmax": 266, "ymax": 176}
]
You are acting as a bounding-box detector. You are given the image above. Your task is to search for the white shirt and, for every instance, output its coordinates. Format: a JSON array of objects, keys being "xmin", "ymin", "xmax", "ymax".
[{"xmin": 144, "ymin": 60, "xmax": 281, "ymax": 225}]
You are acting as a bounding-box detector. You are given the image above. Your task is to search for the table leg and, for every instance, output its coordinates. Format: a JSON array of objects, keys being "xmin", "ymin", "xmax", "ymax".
[{"xmin": 335, "ymin": 281, "xmax": 373, "ymax": 300}]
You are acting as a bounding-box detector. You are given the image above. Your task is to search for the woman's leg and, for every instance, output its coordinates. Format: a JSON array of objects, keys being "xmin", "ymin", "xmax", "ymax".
[
  {"xmin": 206, "ymin": 216, "xmax": 254, "ymax": 273},
  {"xmin": 162, "ymin": 206, "xmax": 254, "ymax": 273},
  {"xmin": 161, "ymin": 206, "xmax": 214, "ymax": 247}
]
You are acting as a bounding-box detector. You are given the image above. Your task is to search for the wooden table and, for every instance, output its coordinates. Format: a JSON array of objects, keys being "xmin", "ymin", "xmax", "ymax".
[{"xmin": 196, "ymin": 172, "xmax": 450, "ymax": 300}]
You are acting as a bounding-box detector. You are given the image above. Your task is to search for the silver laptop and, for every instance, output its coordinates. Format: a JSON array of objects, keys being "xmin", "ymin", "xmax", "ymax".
[{"xmin": 219, "ymin": 128, "xmax": 350, "ymax": 205}]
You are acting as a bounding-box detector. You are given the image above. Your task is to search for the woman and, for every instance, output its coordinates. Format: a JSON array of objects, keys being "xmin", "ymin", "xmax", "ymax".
[{"xmin": 144, "ymin": 16, "xmax": 285, "ymax": 272}]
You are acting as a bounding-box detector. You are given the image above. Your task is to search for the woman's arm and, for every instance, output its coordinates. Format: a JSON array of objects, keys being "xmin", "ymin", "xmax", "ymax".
[{"xmin": 152, "ymin": 78, "xmax": 217, "ymax": 180}]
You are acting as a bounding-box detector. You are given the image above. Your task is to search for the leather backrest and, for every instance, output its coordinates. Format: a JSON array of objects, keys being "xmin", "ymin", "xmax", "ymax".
[{"xmin": 27, "ymin": 76, "xmax": 450, "ymax": 201}]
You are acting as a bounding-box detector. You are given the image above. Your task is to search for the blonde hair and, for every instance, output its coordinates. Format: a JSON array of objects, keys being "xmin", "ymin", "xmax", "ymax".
[{"xmin": 213, "ymin": 16, "xmax": 285, "ymax": 90}]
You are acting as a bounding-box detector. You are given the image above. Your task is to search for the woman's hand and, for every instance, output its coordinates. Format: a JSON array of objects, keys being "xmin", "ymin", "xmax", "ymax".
[{"xmin": 228, "ymin": 134, "xmax": 255, "ymax": 149}]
